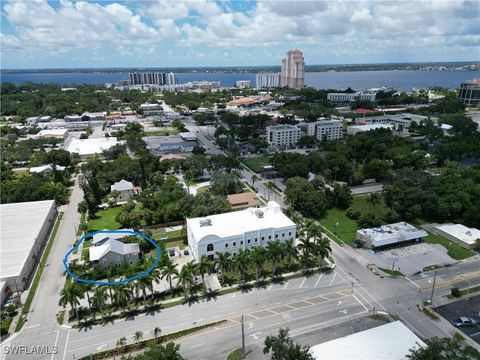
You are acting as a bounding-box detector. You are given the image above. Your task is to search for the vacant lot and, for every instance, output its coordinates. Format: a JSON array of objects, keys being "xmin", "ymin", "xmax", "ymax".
[
  {"xmin": 424, "ymin": 233, "xmax": 475, "ymax": 260},
  {"xmin": 87, "ymin": 207, "xmax": 122, "ymax": 231},
  {"xmin": 241, "ymin": 156, "xmax": 271, "ymax": 173}
]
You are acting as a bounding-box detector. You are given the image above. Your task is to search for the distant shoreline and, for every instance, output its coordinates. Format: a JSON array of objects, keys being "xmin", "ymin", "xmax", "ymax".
[{"xmin": 2, "ymin": 61, "xmax": 478, "ymax": 74}]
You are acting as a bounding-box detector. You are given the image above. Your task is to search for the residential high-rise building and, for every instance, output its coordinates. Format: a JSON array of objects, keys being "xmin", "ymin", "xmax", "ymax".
[
  {"xmin": 458, "ymin": 78, "xmax": 480, "ymax": 105},
  {"xmin": 266, "ymin": 125, "xmax": 302, "ymax": 148},
  {"xmin": 256, "ymin": 73, "xmax": 281, "ymax": 88},
  {"xmin": 281, "ymin": 50, "xmax": 305, "ymax": 89},
  {"xmin": 235, "ymin": 80, "xmax": 251, "ymax": 89},
  {"xmin": 129, "ymin": 72, "xmax": 171, "ymax": 85},
  {"xmin": 167, "ymin": 72, "xmax": 176, "ymax": 86}
]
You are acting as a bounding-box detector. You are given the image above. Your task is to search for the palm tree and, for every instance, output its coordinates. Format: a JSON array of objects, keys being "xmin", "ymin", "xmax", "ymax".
[
  {"xmin": 133, "ymin": 330, "xmax": 144, "ymax": 343},
  {"xmin": 234, "ymin": 249, "xmax": 250, "ymax": 284},
  {"xmin": 249, "ymin": 247, "xmax": 266, "ymax": 282},
  {"xmin": 106, "ymin": 267, "xmax": 115, "ymax": 305},
  {"xmin": 283, "ymin": 207, "xmax": 302, "ymax": 226},
  {"xmin": 92, "ymin": 286, "xmax": 108, "ymax": 321},
  {"xmin": 161, "ymin": 260, "xmax": 179, "ymax": 296},
  {"xmin": 59, "ymin": 283, "xmax": 84, "ymax": 323},
  {"xmin": 113, "ymin": 285, "xmax": 132, "ymax": 315},
  {"xmin": 116, "ymin": 336, "xmax": 127, "ymax": 356},
  {"xmin": 152, "ymin": 327, "xmax": 162, "ymax": 341},
  {"xmin": 251, "ymin": 174, "xmax": 259, "ymax": 189},
  {"xmin": 135, "ymin": 276, "xmax": 152, "ymax": 307},
  {"xmin": 197, "ymin": 255, "xmax": 212, "ymax": 286},
  {"xmin": 81, "ymin": 283, "xmax": 93, "ymax": 315},
  {"xmin": 214, "ymin": 252, "xmax": 231, "ymax": 280},
  {"xmin": 300, "ymin": 251, "xmax": 316, "ymax": 272},
  {"xmin": 266, "ymin": 240, "xmax": 283, "ymax": 279},
  {"xmin": 314, "ymin": 236, "xmax": 332, "ymax": 261},
  {"xmin": 369, "ymin": 192, "xmax": 381, "ymax": 206},
  {"xmin": 282, "ymin": 239, "xmax": 298, "ymax": 271},
  {"xmin": 178, "ymin": 265, "xmax": 194, "ymax": 298}
]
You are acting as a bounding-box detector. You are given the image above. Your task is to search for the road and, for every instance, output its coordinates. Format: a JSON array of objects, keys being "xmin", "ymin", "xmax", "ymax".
[{"xmin": 2, "ymin": 119, "xmax": 479, "ymax": 359}]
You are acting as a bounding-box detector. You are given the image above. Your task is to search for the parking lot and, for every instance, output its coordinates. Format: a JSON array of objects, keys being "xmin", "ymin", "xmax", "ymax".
[{"xmin": 437, "ymin": 295, "xmax": 480, "ymax": 344}]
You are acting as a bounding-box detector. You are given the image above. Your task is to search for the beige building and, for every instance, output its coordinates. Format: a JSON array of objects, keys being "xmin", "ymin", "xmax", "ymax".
[{"xmin": 281, "ymin": 49, "xmax": 305, "ymax": 89}]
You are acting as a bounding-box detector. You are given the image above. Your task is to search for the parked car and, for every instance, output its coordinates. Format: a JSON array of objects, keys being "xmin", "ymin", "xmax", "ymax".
[
  {"xmin": 451, "ymin": 317, "xmax": 477, "ymax": 327},
  {"xmin": 183, "ymin": 248, "xmax": 189, "ymax": 255},
  {"xmin": 168, "ymin": 249, "xmax": 175, "ymax": 257}
]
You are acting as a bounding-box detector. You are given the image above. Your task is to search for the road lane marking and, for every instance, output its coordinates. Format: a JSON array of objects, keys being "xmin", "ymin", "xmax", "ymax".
[
  {"xmin": 51, "ymin": 330, "xmax": 59, "ymax": 360},
  {"xmin": 352, "ymin": 293, "xmax": 369, "ymax": 311},
  {"xmin": 190, "ymin": 342, "xmax": 205, "ymax": 348},
  {"xmin": 405, "ymin": 276, "xmax": 421, "ymax": 288},
  {"xmin": 299, "ymin": 277, "xmax": 306, "ymax": 288},
  {"xmin": 24, "ymin": 324, "xmax": 41, "ymax": 330},
  {"xmin": 62, "ymin": 330, "xmax": 70, "ymax": 360},
  {"xmin": 314, "ymin": 274, "xmax": 323, "ymax": 288},
  {"xmin": 283, "ymin": 282, "xmax": 289, "ymax": 289},
  {"xmin": 329, "ymin": 273, "xmax": 337, "ymax": 286},
  {"xmin": 267, "ymin": 284, "xmax": 273, "ymax": 291}
]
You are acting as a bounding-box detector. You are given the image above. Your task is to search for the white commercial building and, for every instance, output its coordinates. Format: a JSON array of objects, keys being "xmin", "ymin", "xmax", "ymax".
[
  {"xmin": 235, "ymin": 80, "xmax": 251, "ymax": 89},
  {"xmin": 266, "ymin": 125, "xmax": 302, "ymax": 147},
  {"xmin": 1, "ymin": 200, "xmax": 57, "ymax": 296},
  {"xmin": 187, "ymin": 201, "xmax": 296, "ymax": 261},
  {"xmin": 327, "ymin": 92, "xmax": 377, "ymax": 102},
  {"xmin": 256, "ymin": 73, "xmax": 281, "ymax": 88},
  {"xmin": 310, "ymin": 321, "xmax": 426, "ymax": 360},
  {"xmin": 356, "ymin": 222, "xmax": 428, "ymax": 250},
  {"xmin": 140, "ymin": 103, "xmax": 164, "ymax": 116},
  {"xmin": 33, "ymin": 128, "xmax": 69, "ymax": 140},
  {"xmin": 64, "ymin": 137, "xmax": 126, "ymax": 159},
  {"xmin": 312, "ymin": 120, "xmax": 344, "ymax": 141},
  {"xmin": 434, "ymin": 224, "xmax": 480, "ymax": 250},
  {"xmin": 347, "ymin": 124, "xmax": 394, "ymax": 135}
]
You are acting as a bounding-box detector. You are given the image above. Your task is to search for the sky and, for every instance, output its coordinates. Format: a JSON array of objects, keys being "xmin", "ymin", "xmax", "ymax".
[{"xmin": 1, "ymin": 0, "xmax": 479, "ymax": 69}]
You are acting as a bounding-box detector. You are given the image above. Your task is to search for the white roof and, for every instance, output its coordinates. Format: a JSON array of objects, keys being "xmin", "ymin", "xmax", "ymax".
[
  {"xmin": 310, "ymin": 321, "xmax": 426, "ymax": 360},
  {"xmin": 65, "ymin": 138, "xmax": 125, "ymax": 156},
  {"xmin": 30, "ymin": 164, "xmax": 66, "ymax": 173},
  {"xmin": 34, "ymin": 129, "xmax": 68, "ymax": 138},
  {"xmin": 1, "ymin": 200, "xmax": 55, "ymax": 279},
  {"xmin": 89, "ymin": 239, "xmax": 139, "ymax": 261},
  {"xmin": 357, "ymin": 222, "xmax": 428, "ymax": 247},
  {"xmin": 187, "ymin": 201, "xmax": 295, "ymax": 244},
  {"xmin": 92, "ymin": 229, "xmax": 134, "ymax": 245},
  {"xmin": 436, "ymin": 224, "xmax": 480, "ymax": 245},
  {"xmin": 111, "ymin": 179, "xmax": 134, "ymax": 192},
  {"xmin": 349, "ymin": 124, "xmax": 394, "ymax": 131}
]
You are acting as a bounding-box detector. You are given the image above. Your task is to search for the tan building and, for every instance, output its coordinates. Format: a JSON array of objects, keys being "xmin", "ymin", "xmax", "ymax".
[
  {"xmin": 227, "ymin": 192, "xmax": 260, "ymax": 211},
  {"xmin": 281, "ymin": 49, "xmax": 305, "ymax": 89}
]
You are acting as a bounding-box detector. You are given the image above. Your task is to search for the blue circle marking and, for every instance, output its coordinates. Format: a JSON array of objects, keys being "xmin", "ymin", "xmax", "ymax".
[{"xmin": 63, "ymin": 229, "xmax": 161, "ymax": 286}]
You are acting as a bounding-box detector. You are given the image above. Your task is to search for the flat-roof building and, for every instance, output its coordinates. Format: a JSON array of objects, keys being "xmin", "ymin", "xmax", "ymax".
[
  {"xmin": 347, "ymin": 124, "xmax": 394, "ymax": 135},
  {"xmin": 458, "ymin": 78, "xmax": 480, "ymax": 105},
  {"xmin": 434, "ymin": 224, "xmax": 480, "ymax": 250},
  {"xmin": 1, "ymin": 200, "xmax": 57, "ymax": 297},
  {"xmin": 34, "ymin": 128, "xmax": 69, "ymax": 140},
  {"xmin": 143, "ymin": 136, "xmax": 197, "ymax": 155},
  {"xmin": 356, "ymin": 222, "xmax": 428, "ymax": 250},
  {"xmin": 227, "ymin": 192, "xmax": 260, "ymax": 211},
  {"xmin": 310, "ymin": 321, "xmax": 426, "ymax": 360},
  {"xmin": 266, "ymin": 125, "xmax": 302, "ymax": 148},
  {"xmin": 64, "ymin": 137, "xmax": 126, "ymax": 159},
  {"xmin": 187, "ymin": 201, "xmax": 296, "ymax": 261}
]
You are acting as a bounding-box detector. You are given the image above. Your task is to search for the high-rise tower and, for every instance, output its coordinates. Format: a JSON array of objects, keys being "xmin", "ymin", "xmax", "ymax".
[{"xmin": 281, "ymin": 50, "xmax": 305, "ymax": 89}]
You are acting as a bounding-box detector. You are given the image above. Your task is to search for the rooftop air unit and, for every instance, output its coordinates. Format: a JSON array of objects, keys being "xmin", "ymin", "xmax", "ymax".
[
  {"xmin": 199, "ymin": 219, "xmax": 212, "ymax": 227},
  {"xmin": 255, "ymin": 210, "xmax": 264, "ymax": 218}
]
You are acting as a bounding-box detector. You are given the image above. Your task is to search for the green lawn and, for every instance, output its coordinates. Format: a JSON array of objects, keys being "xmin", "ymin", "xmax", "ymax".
[
  {"xmin": 196, "ymin": 185, "xmax": 210, "ymax": 194},
  {"xmin": 241, "ymin": 156, "xmax": 271, "ymax": 173},
  {"xmin": 425, "ymin": 233, "xmax": 475, "ymax": 260},
  {"xmin": 143, "ymin": 127, "xmax": 180, "ymax": 136},
  {"xmin": 227, "ymin": 349, "xmax": 245, "ymax": 360},
  {"xmin": 87, "ymin": 207, "xmax": 122, "ymax": 231},
  {"xmin": 320, "ymin": 195, "xmax": 388, "ymax": 246}
]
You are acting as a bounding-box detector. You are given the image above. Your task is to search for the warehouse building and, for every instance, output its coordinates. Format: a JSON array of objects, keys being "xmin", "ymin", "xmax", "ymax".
[
  {"xmin": 356, "ymin": 222, "xmax": 428, "ymax": 251},
  {"xmin": 64, "ymin": 137, "xmax": 126, "ymax": 159},
  {"xmin": 187, "ymin": 201, "xmax": 296, "ymax": 261},
  {"xmin": 434, "ymin": 224, "xmax": 480, "ymax": 250},
  {"xmin": 0, "ymin": 200, "xmax": 57, "ymax": 300}
]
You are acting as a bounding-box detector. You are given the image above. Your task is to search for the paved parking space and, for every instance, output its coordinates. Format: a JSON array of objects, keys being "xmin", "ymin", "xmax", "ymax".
[{"xmin": 437, "ymin": 295, "xmax": 480, "ymax": 344}]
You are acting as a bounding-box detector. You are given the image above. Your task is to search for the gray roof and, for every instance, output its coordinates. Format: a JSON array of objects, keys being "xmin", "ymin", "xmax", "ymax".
[
  {"xmin": 92, "ymin": 229, "xmax": 133, "ymax": 245},
  {"xmin": 111, "ymin": 179, "xmax": 134, "ymax": 192},
  {"xmin": 89, "ymin": 239, "xmax": 139, "ymax": 261}
]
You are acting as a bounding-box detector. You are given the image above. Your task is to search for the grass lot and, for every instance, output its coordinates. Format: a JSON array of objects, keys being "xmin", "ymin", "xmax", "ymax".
[
  {"xmin": 378, "ymin": 267, "xmax": 404, "ymax": 277},
  {"xmin": 241, "ymin": 156, "xmax": 271, "ymax": 173},
  {"xmin": 320, "ymin": 195, "xmax": 388, "ymax": 246},
  {"xmin": 16, "ymin": 212, "xmax": 64, "ymax": 332},
  {"xmin": 196, "ymin": 185, "xmax": 209, "ymax": 194},
  {"xmin": 424, "ymin": 233, "xmax": 475, "ymax": 260},
  {"xmin": 143, "ymin": 127, "xmax": 180, "ymax": 136},
  {"xmin": 87, "ymin": 207, "xmax": 122, "ymax": 231},
  {"xmin": 227, "ymin": 349, "xmax": 245, "ymax": 360}
]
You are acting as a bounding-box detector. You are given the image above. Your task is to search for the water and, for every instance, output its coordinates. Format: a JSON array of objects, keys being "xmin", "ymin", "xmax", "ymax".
[{"xmin": 1, "ymin": 70, "xmax": 478, "ymax": 91}]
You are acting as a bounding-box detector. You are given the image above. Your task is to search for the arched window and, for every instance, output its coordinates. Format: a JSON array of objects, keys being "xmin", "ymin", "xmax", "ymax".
[{"xmin": 207, "ymin": 244, "xmax": 214, "ymax": 252}]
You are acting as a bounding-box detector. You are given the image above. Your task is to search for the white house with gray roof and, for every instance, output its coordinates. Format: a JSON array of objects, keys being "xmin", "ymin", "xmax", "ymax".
[
  {"xmin": 89, "ymin": 239, "xmax": 140, "ymax": 269},
  {"xmin": 110, "ymin": 179, "xmax": 134, "ymax": 202},
  {"xmin": 92, "ymin": 229, "xmax": 134, "ymax": 246}
]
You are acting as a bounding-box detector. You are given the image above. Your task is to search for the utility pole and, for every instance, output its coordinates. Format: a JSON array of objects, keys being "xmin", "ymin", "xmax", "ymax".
[
  {"xmin": 241, "ymin": 314, "xmax": 246, "ymax": 356},
  {"xmin": 429, "ymin": 270, "xmax": 437, "ymax": 304},
  {"xmin": 391, "ymin": 260, "xmax": 396, "ymax": 272}
]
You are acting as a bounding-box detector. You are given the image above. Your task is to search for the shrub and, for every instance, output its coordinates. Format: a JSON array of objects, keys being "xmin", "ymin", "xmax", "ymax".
[
  {"xmin": 5, "ymin": 304, "xmax": 15, "ymax": 313},
  {"xmin": 450, "ymin": 287, "xmax": 461, "ymax": 298},
  {"xmin": 346, "ymin": 207, "xmax": 360, "ymax": 219}
]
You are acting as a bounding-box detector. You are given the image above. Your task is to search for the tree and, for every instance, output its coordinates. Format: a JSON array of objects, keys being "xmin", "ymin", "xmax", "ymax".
[
  {"xmin": 92, "ymin": 286, "xmax": 108, "ymax": 321},
  {"xmin": 113, "ymin": 285, "xmax": 132, "ymax": 315},
  {"xmin": 282, "ymin": 239, "xmax": 298, "ymax": 271},
  {"xmin": 161, "ymin": 260, "xmax": 179, "ymax": 295},
  {"xmin": 59, "ymin": 283, "xmax": 85, "ymax": 323},
  {"xmin": 197, "ymin": 255, "xmax": 212, "ymax": 286},
  {"xmin": 249, "ymin": 247, "xmax": 266, "ymax": 282},
  {"xmin": 266, "ymin": 240, "xmax": 284, "ymax": 279},
  {"xmin": 214, "ymin": 252, "xmax": 231, "ymax": 281},
  {"xmin": 133, "ymin": 330, "xmax": 144, "ymax": 343},
  {"xmin": 251, "ymin": 174, "xmax": 259, "ymax": 189},
  {"xmin": 263, "ymin": 328, "xmax": 314, "ymax": 360},
  {"xmin": 407, "ymin": 337, "xmax": 480, "ymax": 360},
  {"xmin": 116, "ymin": 336, "xmax": 127, "ymax": 356},
  {"xmin": 120, "ymin": 342, "xmax": 183, "ymax": 360},
  {"xmin": 135, "ymin": 276, "xmax": 153, "ymax": 307},
  {"xmin": 234, "ymin": 249, "xmax": 250, "ymax": 284},
  {"xmin": 210, "ymin": 172, "xmax": 243, "ymax": 196},
  {"xmin": 178, "ymin": 263, "xmax": 195, "ymax": 298},
  {"xmin": 152, "ymin": 327, "xmax": 162, "ymax": 340}
]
